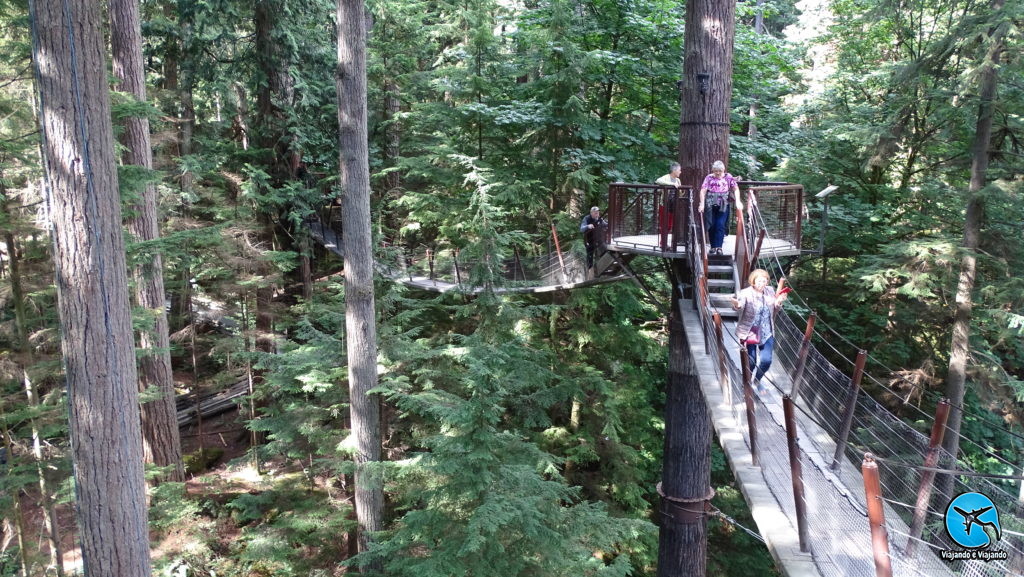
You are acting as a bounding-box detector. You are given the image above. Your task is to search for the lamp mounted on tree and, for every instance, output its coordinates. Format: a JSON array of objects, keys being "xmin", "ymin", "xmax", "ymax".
[
  {"xmin": 696, "ymin": 73, "xmax": 710, "ymax": 96},
  {"xmin": 816, "ymin": 185, "xmax": 839, "ymax": 281}
]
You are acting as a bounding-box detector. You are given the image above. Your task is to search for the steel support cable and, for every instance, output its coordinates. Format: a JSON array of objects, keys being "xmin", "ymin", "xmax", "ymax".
[
  {"xmin": 879, "ymin": 497, "xmax": 947, "ymax": 522},
  {"xmin": 885, "ymin": 512, "xmax": 1024, "ymax": 560},
  {"xmin": 870, "ymin": 453, "xmax": 1024, "ymax": 482},
  {"xmin": 707, "ymin": 503, "xmax": 766, "ymax": 544},
  {"xmin": 753, "ymin": 368, "xmax": 937, "ymax": 504},
  {"xmin": 744, "ymin": 364, "xmax": 873, "ymax": 516},
  {"xmin": 767, "ymin": 259, "xmax": 1024, "ymax": 452}
]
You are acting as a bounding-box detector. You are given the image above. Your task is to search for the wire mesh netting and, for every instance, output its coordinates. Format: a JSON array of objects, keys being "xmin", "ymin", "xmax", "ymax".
[
  {"xmin": 607, "ymin": 183, "xmax": 690, "ymax": 252},
  {"xmin": 741, "ymin": 185, "xmax": 804, "ymax": 255}
]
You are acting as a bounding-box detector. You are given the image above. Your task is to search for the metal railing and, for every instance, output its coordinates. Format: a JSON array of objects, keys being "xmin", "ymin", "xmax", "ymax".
[
  {"xmin": 738, "ymin": 182, "xmax": 804, "ymax": 260},
  {"xmin": 607, "ymin": 183, "xmax": 693, "ymax": 252}
]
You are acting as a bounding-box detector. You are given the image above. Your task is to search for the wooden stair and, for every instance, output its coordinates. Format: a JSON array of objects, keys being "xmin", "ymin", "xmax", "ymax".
[
  {"xmin": 592, "ymin": 249, "xmax": 635, "ymax": 279},
  {"xmin": 706, "ymin": 254, "xmax": 740, "ymax": 319}
]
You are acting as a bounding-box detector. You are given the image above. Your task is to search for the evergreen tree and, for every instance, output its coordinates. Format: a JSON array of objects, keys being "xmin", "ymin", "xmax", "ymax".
[
  {"xmin": 110, "ymin": 0, "xmax": 184, "ymax": 483},
  {"xmin": 337, "ymin": 0, "xmax": 384, "ymax": 568},
  {"xmin": 30, "ymin": 0, "xmax": 151, "ymax": 573}
]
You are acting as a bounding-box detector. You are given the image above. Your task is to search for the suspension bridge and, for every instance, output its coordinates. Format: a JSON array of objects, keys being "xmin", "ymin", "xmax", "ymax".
[{"xmin": 308, "ymin": 182, "xmax": 1024, "ymax": 577}]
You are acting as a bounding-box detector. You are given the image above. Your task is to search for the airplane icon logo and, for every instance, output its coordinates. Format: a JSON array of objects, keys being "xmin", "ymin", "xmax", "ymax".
[{"xmin": 946, "ymin": 493, "xmax": 1002, "ymax": 549}]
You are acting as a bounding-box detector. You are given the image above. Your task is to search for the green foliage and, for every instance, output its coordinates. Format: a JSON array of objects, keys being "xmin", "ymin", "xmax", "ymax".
[
  {"xmin": 150, "ymin": 482, "xmax": 205, "ymax": 533},
  {"xmin": 369, "ymin": 316, "xmax": 654, "ymax": 576}
]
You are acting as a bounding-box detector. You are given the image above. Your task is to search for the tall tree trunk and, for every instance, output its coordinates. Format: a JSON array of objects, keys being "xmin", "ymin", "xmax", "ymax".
[
  {"xmin": 0, "ymin": 410, "xmax": 30, "ymax": 577},
  {"xmin": 177, "ymin": 4, "xmax": 196, "ymax": 193},
  {"xmin": 3, "ymin": 232, "xmax": 27, "ymax": 352},
  {"xmin": 657, "ymin": 270, "xmax": 712, "ymax": 577},
  {"xmin": 233, "ymin": 82, "xmax": 251, "ymax": 150},
  {"xmin": 664, "ymin": 0, "xmax": 736, "ymax": 571},
  {"xmin": 30, "ymin": 0, "xmax": 152, "ymax": 573},
  {"xmin": 337, "ymin": 0, "xmax": 384, "ymax": 570},
  {"xmin": 941, "ymin": 0, "xmax": 1005, "ymax": 466},
  {"xmin": 110, "ymin": 0, "xmax": 184, "ymax": 483},
  {"xmin": 747, "ymin": 0, "xmax": 765, "ymax": 140},
  {"xmin": 677, "ymin": 0, "xmax": 736, "ymax": 191}
]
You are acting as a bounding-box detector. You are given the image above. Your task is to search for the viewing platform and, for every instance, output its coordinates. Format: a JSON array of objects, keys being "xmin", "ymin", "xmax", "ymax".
[{"xmin": 604, "ymin": 181, "xmax": 805, "ymax": 260}]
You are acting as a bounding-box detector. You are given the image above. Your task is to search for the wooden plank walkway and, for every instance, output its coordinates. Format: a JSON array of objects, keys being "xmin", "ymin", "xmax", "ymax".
[{"xmin": 681, "ymin": 302, "xmax": 954, "ymax": 577}]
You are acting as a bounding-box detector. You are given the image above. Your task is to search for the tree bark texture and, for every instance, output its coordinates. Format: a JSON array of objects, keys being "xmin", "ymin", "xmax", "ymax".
[
  {"xmin": 337, "ymin": 0, "xmax": 384, "ymax": 569},
  {"xmin": 677, "ymin": 0, "xmax": 736, "ymax": 190},
  {"xmin": 30, "ymin": 0, "xmax": 152, "ymax": 574},
  {"xmin": 110, "ymin": 0, "xmax": 184, "ymax": 482},
  {"xmin": 941, "ymin": 0, "xmax": 1005, "ymax": 464},
  {"xmin": 657, "ymin": 283, "xmax": 711, "ymax": 577}
]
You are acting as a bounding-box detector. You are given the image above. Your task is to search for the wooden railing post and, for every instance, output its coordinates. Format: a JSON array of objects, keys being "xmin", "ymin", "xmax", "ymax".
[
  {"xmin": 795, "ymin": 186, "xmax": 803, "ymax": 250},
  {"xmin": 713, "ymin": 314, "xmax": 731, "ymax": 407},
  {"xmin": 906, "ymin": 399, "xmax": 951, "ymax": 557},
  {"xmin": 740, "ymin": 347, "xmax": 758, "ymax": 467},
  {"xmin": 831, "ymin": 350, "xmax": 867, "ymax": 470},
  {"xmin": 550, "ymin": 223, "xmax": 567, "ymax": 282},
  {"xmin": 789, "ymin": 313, "xmax": 817, "ymax": 401},
  {"xmin": 658, "ymin": 188, "xmax": 669, "ymax": 251},
  {"xmin": 784, "ymin": 395, "xmax": 810, "ymax": 552},
  {"xmin": 453, "ymin": 248, "xmax": 462, "ymax": 285},
  {"xmin": 862, "ymin": 454, "xmax": 893, "ymax": 577},
  {"xmin": 734, "ymin": 199, "xmax": 747, "ymax": 275}
]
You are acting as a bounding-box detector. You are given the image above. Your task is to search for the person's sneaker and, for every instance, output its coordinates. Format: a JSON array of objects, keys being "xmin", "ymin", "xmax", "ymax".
[{"xmin": 753, "ymin": 379, "xmax": 768, "ymax": 396}]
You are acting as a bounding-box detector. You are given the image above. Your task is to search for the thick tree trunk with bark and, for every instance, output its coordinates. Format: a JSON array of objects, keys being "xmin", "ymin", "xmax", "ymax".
[
  {"xmin": 677, "ymin": 0, "xmax": 736, "ymax": 191},
  {"xmin": 337, "ymin": 0, "xmax": 384, "ymax": 570},
  {"xmin": 662, "ymin": 0, "xmax": 736, "ymax": 571},
  {"xmin": 30, "ymin": 0, "xmax": 151, "ymax": 574},
  {"xmin": 110, "ymin": 0, "xmax": 184, "ymax": 483},
  {"xmin": 941, "ymin": 0, "xmax": 1005, "ymax": 465},
  {"xmin": 657, "ymin": 306, "xmax": 712, "ymax": 577}
]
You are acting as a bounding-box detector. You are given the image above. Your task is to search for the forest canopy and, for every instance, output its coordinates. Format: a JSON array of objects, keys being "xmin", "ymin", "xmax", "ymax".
[{"xmin": 0, "ymin": 0, "xmax": 1020, "ymax": 574}]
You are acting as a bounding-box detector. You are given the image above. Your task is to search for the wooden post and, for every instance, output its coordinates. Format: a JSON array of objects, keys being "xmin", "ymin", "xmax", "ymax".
[
  {"xmin": 713, "ymin": 314, "xmax": 729, "ymax": 396},
  {"xmin": 740, "ymin": 347, "xmax": 759, "ymax": 467},
  {"xmin": 784, "ymin": 395, "xmax": 810, "ymax": 552},
  {"xmin": 906, "ymin": 399, "xmax": 951, "ymax": 557},
  {"xmin": 453, "ymin": 248, "xmax": 462, "ymax": 285},
  {"xmin": 550, "ymin": 223, "xmax": 567, "ymax": 282},
  {"xmin": 831, "ymin": 350, "xmax": 867, "ymax": 470},
  {"xmin": 862, "ymin": 454, "xmax": 893, "ymax": 577},
  {"xmin": 789, "ymin": 313, "xmax": 817, "ymax": 401}
]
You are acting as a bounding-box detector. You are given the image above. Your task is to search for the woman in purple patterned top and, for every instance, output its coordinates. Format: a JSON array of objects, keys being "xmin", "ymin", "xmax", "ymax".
[{"xmin": 697, "ymin": 160, "xmax": 744, "ymax": 255}]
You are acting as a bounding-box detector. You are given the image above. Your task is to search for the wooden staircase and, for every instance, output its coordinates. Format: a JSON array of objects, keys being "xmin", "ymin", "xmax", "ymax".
[
  {"xmin": 592, "ymin": 248, "xmax": 635, "ymax": 279},
  {"xmin": 705, "ymin": 252, "xmax": 740, "ymax": 318}
]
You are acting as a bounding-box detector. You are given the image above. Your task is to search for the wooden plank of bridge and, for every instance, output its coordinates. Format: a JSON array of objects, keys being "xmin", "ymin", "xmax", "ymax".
[{"xmin": 680, "ymin": 300, "xmax": 821, "ymax": 577}]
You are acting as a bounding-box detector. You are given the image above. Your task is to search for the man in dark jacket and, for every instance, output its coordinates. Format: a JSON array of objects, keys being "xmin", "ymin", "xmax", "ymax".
[{"xmin": 580, "ymin": 206, "xmax": 607, "ymax": 275}]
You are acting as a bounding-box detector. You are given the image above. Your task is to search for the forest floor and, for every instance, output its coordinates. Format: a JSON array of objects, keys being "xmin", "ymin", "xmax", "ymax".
[{"xmin": 10, "ymin": 408, "xmax": 263, "ymax": 575}]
